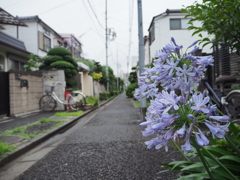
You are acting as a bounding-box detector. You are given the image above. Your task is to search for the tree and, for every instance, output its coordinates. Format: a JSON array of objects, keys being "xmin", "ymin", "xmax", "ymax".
[
  {"xmin": 39, "ymin": 47, "xmax": 78, "ymax": 87},
  {"xmin": 23, "ymin": 54, "xmax": 43, "ymax": 71},
  {"xmin": 182, "ymin": 0, "xmax": 240, "ymax": 54}
]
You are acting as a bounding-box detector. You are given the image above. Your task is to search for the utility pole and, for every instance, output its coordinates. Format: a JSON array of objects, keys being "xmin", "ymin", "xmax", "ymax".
[
  {"xmin": 117, "ymin": 50, "xmax": 119, "ymax": 91},
  {"xmin": 105, "ymin": 0, "xmax": 116, "ymax": 92},
  {"xmin": 105, "ymin": 0, "xmax": 109, "ymax": 92},
  {"xmin": 137, "ymin": 0, "xmax": 146, "ymax": 121}
]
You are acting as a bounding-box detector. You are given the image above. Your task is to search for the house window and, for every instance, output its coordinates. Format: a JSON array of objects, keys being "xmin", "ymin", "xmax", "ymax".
[
  {"xmin": 44, "ymin": 36, "xmax": 51, "ymax": 52},
  {"xmin": 149, "ymin": 23, "xmax": 155, "ymax": 45},
  {"xmin": 43, "ymin": 28, "xmax": 50, "ymax": 36},
  {"xmin": 9, "ymin": 59, "xmax": 25, "ymax": 70},
  {"xmin": 170, "ymin": 19, "xmax": 190, "ymax": 30},
  {"xmin": 38, "ymin": 31, "xmax": 51, "ymax": 52}
]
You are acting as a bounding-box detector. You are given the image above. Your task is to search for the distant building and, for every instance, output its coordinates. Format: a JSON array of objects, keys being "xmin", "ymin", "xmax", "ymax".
[
  {"xmin": 59, "ymin": 33, "xmax": 82, "ymax": 59},
  {"xmin": 147, "ymin": 9, "xmax": 212, "ymax": 60}
]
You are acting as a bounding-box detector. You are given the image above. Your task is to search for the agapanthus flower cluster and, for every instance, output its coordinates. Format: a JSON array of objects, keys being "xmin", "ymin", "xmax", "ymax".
[{"xmin": 135, "ymin": 38, "xmax": 229, "ymax": 154}]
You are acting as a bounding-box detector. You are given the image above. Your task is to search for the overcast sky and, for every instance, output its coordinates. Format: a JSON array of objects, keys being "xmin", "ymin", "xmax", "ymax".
[{"xmin": 1, "ymin": 0, "xmax": 201, "ymax": 75}]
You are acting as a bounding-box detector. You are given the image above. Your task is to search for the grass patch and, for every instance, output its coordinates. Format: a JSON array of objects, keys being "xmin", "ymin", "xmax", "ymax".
[
  {"xmin": 0, "ymin": 141, "xmax": 16, "ymax": 157},
  {"xmin": 1, "ymin": 119, "xmax": 67, "ymax": 139},
  {"xmin": 54, "ymin": 111, "xmax": 83, "ymax": 117}
]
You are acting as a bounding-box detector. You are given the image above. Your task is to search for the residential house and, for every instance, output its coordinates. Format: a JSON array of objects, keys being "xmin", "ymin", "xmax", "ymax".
[
  {"xmin": 59, "ymin": 33, "xmax": 82, "ymax": 59},
  {"xmin": 0, "ymin": 8, "xmax": 31, "ymax": 116},
  {"xmin": 147, "ymin": 9, "xmax": 212, "ymax": 60},
  {"xmin": 2, "ymin": 15, "xmax": 63, "ymax": 57},
  {"xmin": 0, "ymin": 8, "xmax": 31, "ymax": 72}
]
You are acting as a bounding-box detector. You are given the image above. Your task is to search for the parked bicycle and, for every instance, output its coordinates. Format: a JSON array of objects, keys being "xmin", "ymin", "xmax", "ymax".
[
  {"xmin": 39, "ymin": 81, "xmax": 86, "ymax": 112},
  {"xmin": 203, "ymin": 75, "xmax": 240, "ymax": 120}
]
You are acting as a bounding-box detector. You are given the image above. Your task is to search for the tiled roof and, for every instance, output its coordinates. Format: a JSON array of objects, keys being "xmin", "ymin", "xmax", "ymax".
[
  {"xmin": 0, "ymin": 31, "xmax": 28, "ymax": 52},
  {"xmin": 0, "ymin": 8, "xmax": 27, "ymax": 27}
]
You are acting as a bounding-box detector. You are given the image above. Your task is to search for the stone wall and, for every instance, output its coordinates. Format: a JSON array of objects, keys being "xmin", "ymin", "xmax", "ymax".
[
  {"xmin": 93, "ymin": 80, "xmax": 106, "ymax": 97},
  {"xmin": 9, "ymin": 70, "xmax": 66, "ymax": 117},
  {"xmin": 9, "ymin": 70, "xmax": 43, "ymax": 117}
]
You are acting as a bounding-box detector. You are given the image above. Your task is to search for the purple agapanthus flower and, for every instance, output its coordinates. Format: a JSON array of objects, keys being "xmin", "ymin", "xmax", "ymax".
[
  {"xmin": 176, "ymin": 64, "xmax": 196, "ymax": 82},
  {"xmin": 191, "ymin": 93, "xmax": 210, "ymax": 113},
  {"xmin": 136, "ymin": 38, "xmax": 228, "ymax": 154},
  {"xmin": 181, "ymin": 139, "xmax": 194, "ymax": 154},
  {"xmin": 158, "ymin": 90, "xmax": 180, "ymax": 113}
]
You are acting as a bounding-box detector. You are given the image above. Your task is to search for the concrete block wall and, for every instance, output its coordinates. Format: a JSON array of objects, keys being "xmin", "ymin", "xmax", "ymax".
[
  {"xmin": 93, "ymin": 80, "xmax": 106, "ymax": 97},
  {"xmin": 9, "ymin": 70, "xmax": 43, "ymax": 117},
  {"xmin": 42, "ymin": 70, "xmax": 65, "ymax": 111}
]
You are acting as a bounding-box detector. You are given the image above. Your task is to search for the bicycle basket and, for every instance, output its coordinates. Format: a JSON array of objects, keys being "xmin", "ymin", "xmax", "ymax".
[{"xmin": 45, "ymin": 85, "xmax": 54, "ymax": 93}]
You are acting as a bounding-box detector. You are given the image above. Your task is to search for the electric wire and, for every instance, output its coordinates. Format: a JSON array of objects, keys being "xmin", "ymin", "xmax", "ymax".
[
  {"xmin": 38, "ymin": 0, "xmax": 77, "ymax": 15},
  {"xmin": 82, "ymin": 0, "xmax": 105, "ymax": 43},
  {"xmin": 87, "ymin": 0, "xmax": 105, "ymax": 30}
]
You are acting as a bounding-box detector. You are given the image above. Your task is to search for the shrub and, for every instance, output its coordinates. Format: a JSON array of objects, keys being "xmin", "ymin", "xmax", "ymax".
[
  {"xmin": 125, "ymin": 83, "xmax": 138, "ymax": 98},
  {"xmin": 50, "ymin": 61, "xmax": 74, "ymax": 69},
  {"xmin": 66, "ymin": 79, "xmax": 77, "ymax": 87},
  {"xmin": 92, "ymin": 72, "xmax": 102, "ymax": 81},
  {"xmin": 110, "ymin": 91, "xmax": 118, "ymax": 96},
  {"xmin": 99, "ymin": 92, "xmax": 110, "ymax": 100},
  {"xmin": 43, "ymin": 56, "xmax": 63, "ymax": 65},
  {"xmin": 86, "ymin": 96, "xmax": 99, "ymax": 106},
  {"xmin": 47, "ymin": 47, "xmax": 71, "ymax": 56}
]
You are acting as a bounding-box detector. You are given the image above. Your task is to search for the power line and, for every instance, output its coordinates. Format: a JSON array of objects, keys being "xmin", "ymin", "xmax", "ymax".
[
  {"xmin": 38, "ymin": 0, "xmax": 77, "ymax": 15},
  {"xmin": 82, "ymin": 0, "xmax": 105, "ymax": 43},
  {"xmin": 87, "ymin": 0, "xmax": 105, "ymax": 30}
]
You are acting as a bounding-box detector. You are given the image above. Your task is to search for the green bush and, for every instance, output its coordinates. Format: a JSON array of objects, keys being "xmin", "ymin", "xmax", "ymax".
[
  {"xmin": 47, "ymin": 47, "xmax": 71, "ymax": 56},
  {"xmin": 39, "ymin": 64, "xmax": 49, "ymax": 70},
  {"xmin": 110, "ymin": 91, "xmax": 118, "ymax": 96},
  {"xmin": 86, "ymin": 96, "xmax": 99, "ymax": 106},
  {"xmin": 43, "ymin": 56, "xmax": 63, "ymax": 65},
  {"xmin": 66, "ymin": 79, "xmax": 77, "ymax": 87},
  {"xmin": 126, "ymin": 83, "xmax": 138, "ymax": 98},
  {"xmin": 99, "ymin": 92, "xmax": 110, "ymax": 100},
  {"xmin": 50, "ymin": 61, "xmax": 74, "ymax": 69}
]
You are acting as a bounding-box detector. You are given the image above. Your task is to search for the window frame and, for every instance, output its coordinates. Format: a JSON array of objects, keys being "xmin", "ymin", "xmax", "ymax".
[
  {"xmin": 44, "ymin": 36, "xmax": 51, "ymax": 52},
  {"xmin": 149, "ymin": 22, "xmax": 155, "ymax": 45},
  {"xmin": 170, "ymin": 18, "xmax": 190, "ymax": 30}
]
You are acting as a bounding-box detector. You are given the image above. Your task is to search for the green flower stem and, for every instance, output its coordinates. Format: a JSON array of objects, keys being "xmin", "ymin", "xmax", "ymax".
[
  {"xmin": 202, "ymin": 146, "xmax": 238, "ymax": 180},
  {"xmin": 191, "ymin": 136, "xmax": 216, "ymax": 180},
  {"xmin": 171, "ymin": 139, "xmax": 191, "ymax": 162}
]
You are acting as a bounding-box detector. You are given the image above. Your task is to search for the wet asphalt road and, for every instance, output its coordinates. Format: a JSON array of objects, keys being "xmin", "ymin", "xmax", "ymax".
[{"xmin": 15, "ymin": 93, "xmax": 181, "ymax": 180}]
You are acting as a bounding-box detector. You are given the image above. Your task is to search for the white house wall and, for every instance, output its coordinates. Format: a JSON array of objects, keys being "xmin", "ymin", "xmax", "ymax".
[
  {"xmin": 150, "ymin": 14, "xmax": 213, "ymax": 60},
  {"xmin": 2, "ymin": 22, "xmax": 38, "ymax": 55},
  {"xmin": 20, "ymin": 22, "xmax": 38, "ymax": 55}
]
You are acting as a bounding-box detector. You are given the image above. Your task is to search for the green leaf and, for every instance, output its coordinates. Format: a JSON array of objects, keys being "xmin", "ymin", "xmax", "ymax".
[
  {"xmin": 211, "ymin": 168, "xmax": 237, "ymax": 180},
  {"xmin": 177, "ymin": 172, "xmax": 209, "ymax": 180},
  {"xmin": 225, "ymin": 135, "xmax": 240, "ymax": 156},
  {"xmin": 218, "ymin": 155, "xmax": 240, "ymax": 164},
  {"xmin": 181, "ymin": 163, "xmax": 204, "ymax": 172},
  {"xmin": 168, "ymin": 161, "xmax": 193, "ymax": 171},
  {"xmin": 228, "ymin": 122, "xmax": 239, "ymax": 137},
  {"xmin": 204, "ymin": 146, "xmax": 232, "ymax": 156}
]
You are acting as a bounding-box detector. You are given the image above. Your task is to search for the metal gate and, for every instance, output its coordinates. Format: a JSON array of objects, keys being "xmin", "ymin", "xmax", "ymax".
[{"xmin": 0, "ymin": 71, "xmax": 9, "ymax": 115}]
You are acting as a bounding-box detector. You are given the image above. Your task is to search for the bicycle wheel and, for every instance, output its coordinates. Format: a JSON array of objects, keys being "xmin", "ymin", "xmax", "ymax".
[
  {"xmin": 225, "ymin": 91, "xmax": 240, "ymax": 120},
  {"xmin": 68, "ymin": 94, "xmax": 86, "ymax": 111},
  {"xmin": 39, "ymin": 95, "xmax": 57, "ymax": 112}
]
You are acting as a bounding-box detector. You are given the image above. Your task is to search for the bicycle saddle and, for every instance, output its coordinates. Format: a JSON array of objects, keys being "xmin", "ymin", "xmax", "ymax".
[{"xmin": 215, "ymin": 75, "xmax": 236, "ymax": 84}]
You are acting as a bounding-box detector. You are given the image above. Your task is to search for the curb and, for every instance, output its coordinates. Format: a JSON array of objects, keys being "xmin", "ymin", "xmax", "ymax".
[{"xmin": 0, "ymin": 96, "xmax": 117, "ymax": 168}]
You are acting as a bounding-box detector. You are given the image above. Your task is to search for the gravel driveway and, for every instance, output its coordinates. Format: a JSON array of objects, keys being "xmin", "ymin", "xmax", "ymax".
[{"xmin": 16, "ymin": 94, "xmax": 182, "ymax": 180}]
